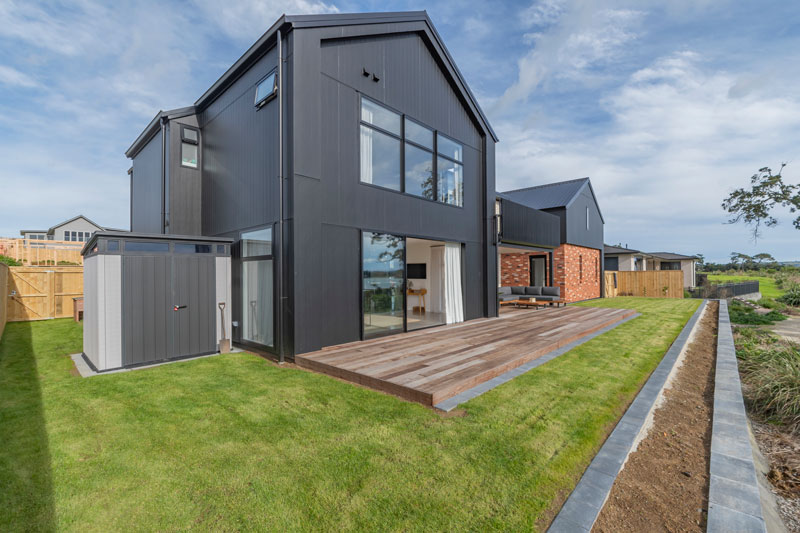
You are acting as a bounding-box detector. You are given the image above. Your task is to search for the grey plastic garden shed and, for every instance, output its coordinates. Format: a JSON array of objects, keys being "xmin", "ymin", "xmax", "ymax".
[{"xmin": 81, "ymin": 232, "xmax": 233, "ymax": 371}]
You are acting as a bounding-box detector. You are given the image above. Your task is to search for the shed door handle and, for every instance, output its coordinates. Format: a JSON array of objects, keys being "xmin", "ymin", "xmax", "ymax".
[{"xmin": 173, "ymin": 305, "xmax": 187, "ymax": 311}]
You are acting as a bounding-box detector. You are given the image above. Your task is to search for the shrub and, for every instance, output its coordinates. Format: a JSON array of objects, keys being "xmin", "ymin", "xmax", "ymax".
[
  {"xmin": 736, "ymin": 334, "xmax": 800, "ymax": 430},
  {"xmin": 729, "ymin": 300, "xmax": 787, "ymax": 325},
  {"xmin": 778, "ymin": 284, "xmax": 800, "ymax": 307},
  {"xmin": 0, "ymin": 255, "xmax": 21, "ymax": 267}
]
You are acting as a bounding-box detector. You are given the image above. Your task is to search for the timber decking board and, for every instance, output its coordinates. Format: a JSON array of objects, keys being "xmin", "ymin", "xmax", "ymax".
[{"xmin": 296, "ymin": 306, "xmax": 636, "ymax": 406}]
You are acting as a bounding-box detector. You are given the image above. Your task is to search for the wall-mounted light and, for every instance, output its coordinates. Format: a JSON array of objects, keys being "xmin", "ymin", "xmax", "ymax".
[
  {"xmin": 362, "ymin": 68, "xmax": 370, "ymax": 77},
  {"xmin": 372, "ymin": 73, "xmax": 380, "ymax": 82}
]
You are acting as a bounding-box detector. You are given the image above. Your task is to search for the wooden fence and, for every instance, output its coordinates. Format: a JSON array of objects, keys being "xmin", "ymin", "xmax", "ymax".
[
  {"xmin": 0, "ymin": 263, "xmax": 7, "ymax": 339},
  {"xmin": 0, "ymin": 238, "xmax": 85, "ymax": 266},
  {"xmin": 6, "ymin": 266, "xmax": 84, "ymax": 322},
  {"xmin": 604, "ymin": 270, "xmax": 684, "ymax": 298}
]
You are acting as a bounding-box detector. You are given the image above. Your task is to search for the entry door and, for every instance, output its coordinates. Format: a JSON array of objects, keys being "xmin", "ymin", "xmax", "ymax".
[{"xmin": 530, "ymin": 256, "xmax": 546, "ymax": 286}]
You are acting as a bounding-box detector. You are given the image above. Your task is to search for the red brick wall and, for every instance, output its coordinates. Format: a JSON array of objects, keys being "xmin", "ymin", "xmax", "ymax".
[
  {"xmin": 558, "ymin": 244, "xmax": 601, "ymax": 302},
  {"xmin": 500, "ymin": 244, "xmax": 601, "ymax": 303},
  {"xmin": 500, "ymin": 252, "xmax": 548, "ymax": 286}
]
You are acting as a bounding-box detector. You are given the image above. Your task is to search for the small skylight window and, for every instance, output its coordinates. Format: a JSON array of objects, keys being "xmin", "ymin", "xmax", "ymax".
[{"xmin": 255, "ymin": 71, "xmax": 278, "ymax": 107}]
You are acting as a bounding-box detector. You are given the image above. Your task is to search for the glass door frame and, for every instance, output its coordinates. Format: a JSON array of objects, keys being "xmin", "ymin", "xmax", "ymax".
[
  {"xmin": 233, "ymin": 223, "xmax": 277, "ymax": 355},
  {"xmin": 359, "ymin": 230, "xmax": 407, "ymax": 340}
]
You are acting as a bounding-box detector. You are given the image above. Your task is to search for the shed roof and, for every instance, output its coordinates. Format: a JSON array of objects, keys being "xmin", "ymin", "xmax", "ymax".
[{"xmin": 500, "ymin": 177, "xmax": 604, "ymax": 223}]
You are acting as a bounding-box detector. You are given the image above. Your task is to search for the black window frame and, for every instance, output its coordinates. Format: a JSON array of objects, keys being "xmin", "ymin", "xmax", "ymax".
[
  {"xmin": 254, "ymin": 69, "xmax": 278, "ymax": 108},
  {"xmin": 358, "ymin": 94, "xmax": 464, "ymax": 209},
  {"xmin": 180, "ymin": 126, "xmax": 199, "ymax": 144}
]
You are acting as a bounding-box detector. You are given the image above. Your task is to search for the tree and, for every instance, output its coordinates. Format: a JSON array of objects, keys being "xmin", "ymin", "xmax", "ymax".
[
  {"xmin": 722, "ymin": 164, "xmax": 800, "ymax": 240},
  {"xmin": 695, "ymin": 253, "xmax": 705, "ymax": 269},
  {"xmin": 753, "ymin": 252, "xmax": 775, "ymax": 265},
  {"xmin": 730, "ymin": 252, "xmax": 753, "ymax": 270}
]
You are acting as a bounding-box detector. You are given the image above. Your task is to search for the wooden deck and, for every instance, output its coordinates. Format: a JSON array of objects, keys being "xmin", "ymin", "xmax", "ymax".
[{"xmin": 296, "ymin": 306, "xmax": 636, "ymax": 407}]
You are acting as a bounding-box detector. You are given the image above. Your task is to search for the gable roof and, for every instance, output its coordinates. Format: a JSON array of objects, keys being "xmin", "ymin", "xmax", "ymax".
[
  {"xmin": 649, "ymin": 252, "xmax": 699, "ymax": 261},
  {"xmin": 604, "ymin": 244, "xmax": 645, "ymax": 255},
  {"xmin": 195, "ymin": 12, "xmax": 497, "ymax": 142},
  {"xmin": 127, "ymin": 11, "xmax": 497, "ymax": 161},
  {"xmin": 500, "ymin": 178, "xmax": 604, "ymax": 223}
]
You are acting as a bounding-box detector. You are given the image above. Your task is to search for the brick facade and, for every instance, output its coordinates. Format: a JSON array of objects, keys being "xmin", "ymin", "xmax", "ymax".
[{"xmin": 500, "ymin": 244, "xmax": 601, "ymax": 303}]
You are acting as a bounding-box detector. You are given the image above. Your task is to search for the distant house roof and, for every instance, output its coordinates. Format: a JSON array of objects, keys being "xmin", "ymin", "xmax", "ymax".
[
  {"xmin": 20, "ymin": 215, "xmax": 110, "ymax": 237},
  {"xmin": 500, "ymin": 177, "xmax": 604, "ymax": 223},
  {"xmin": 604, "ymin": 244, "xmax": 645, "ymax": 255},
  {"xmin": 649, "ymin": 252, "xmax": 699, "ymax": 261}
]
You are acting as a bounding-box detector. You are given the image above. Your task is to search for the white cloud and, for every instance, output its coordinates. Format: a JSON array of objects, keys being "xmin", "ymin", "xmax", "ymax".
[
  {"xmin": 0, "ymin": 64, "xmax": 38, "ymax": 87},
  {"xmin": 495, "ymin": 51, "xmax": 800, "ymax": 261},
  {"xmin": 496, "ymin": 2, "xmax": 643, "ymax": 110},
  {"xmin": 191, "ymin": 0, "xmax": 338, "ymax": 42}
]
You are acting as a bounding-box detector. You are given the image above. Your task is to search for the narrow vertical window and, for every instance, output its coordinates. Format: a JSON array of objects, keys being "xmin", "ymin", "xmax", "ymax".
[
  {"xmin": 437, "ymin": 133, "xmax": 463, "ymax": 207},
  {"xmin": 586, "ymin": 206, "xmax": 590, "ymax": 230},
  {"xmin": 181, "ymin": 126, "xmax": 200, "ymax": 169}
]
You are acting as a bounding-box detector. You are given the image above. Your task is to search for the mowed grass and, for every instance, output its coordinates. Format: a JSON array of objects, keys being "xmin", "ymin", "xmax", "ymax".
[
  {"xmin": 707, "ymin": 274, "xmax": 784, "ymax": 299},
  {"xmin": 0, "ymin": 297, "xmax": 699, "ymax": 532}
]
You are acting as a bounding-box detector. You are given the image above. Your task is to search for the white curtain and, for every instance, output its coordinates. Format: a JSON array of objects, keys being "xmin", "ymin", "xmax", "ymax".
[
  {"xmin": 444, "ymin": 242, "xmax": 464, "ymax": 324},
  {"xmin": 429, "ymin": 245, "xmax": 444, "ymax": 314}
]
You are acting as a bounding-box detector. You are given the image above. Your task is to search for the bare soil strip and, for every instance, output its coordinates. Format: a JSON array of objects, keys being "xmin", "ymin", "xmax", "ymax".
[{"xmin": 593, "ymin": 301, "xmax": 719, "ymax": 532}]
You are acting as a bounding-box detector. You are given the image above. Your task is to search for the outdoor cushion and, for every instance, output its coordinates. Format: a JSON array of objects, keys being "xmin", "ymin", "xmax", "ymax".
[
  {"xmin": 498, "ymin": 294, "xmax": 519, "ymax": 302},
  {"xmin": 525, "ymin": 286, "xmax": 542, "ymax": 296},
  {"xmin": 498, "ymin": 286, "xmax": 512, "ymax": 295},
  {"xmin": 542, "ymin": 286, "xmax": 560, "ymax": 297},
  {"xmin": 511, "ymin": 286, "xmax": 526, "ymax": 295}
]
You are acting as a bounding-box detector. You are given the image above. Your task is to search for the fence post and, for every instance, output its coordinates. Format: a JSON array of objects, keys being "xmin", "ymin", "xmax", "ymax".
[{"xmin": 48, "ymin": 271, "xmax": 55, "ymax": 319}]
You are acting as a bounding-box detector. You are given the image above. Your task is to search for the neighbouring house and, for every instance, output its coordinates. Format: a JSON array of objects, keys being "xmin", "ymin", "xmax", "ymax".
[
  {"xmin": 603, "ymin": 244, "xmax": 698, "ymax": 288},
  {"xmin": 497, "ymin": 178, "xmax": 605, "ymax": 302},
  {"xmin": 20, "ymin": 215, "xmax": 121, "ymax": 243},
  {"xmin": 122, "ymin": 12, "xmax": 566, "ymax": 363}
]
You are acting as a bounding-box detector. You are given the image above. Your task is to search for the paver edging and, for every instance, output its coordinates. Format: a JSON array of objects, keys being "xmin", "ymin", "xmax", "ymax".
[
  {"xmin": 547, "ymin": 299, "xmax": 708, "ymax": 532},
  {"xmin": 706, "ymin": 299, "xmax": 768, "ymax": 533}
]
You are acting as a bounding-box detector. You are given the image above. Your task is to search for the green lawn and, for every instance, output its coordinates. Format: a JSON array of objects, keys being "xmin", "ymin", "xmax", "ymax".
[
  {"xmin": 707, "ymin": 274, "xmax": 783, "ymax": 299},
  {"xmin": 1, "ymin": 297, "xmax": 699, "ymax": 532}
]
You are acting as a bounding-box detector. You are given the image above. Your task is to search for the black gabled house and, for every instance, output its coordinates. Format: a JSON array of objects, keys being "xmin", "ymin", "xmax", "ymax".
[{"xmin": 125, "ymin": 12, "xmax": 540, "ymax": 360}]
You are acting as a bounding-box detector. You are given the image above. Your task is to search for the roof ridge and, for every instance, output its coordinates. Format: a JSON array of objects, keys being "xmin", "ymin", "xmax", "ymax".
[{"xmin": 501, "ymin": 177, "xmax": 588, "ymax": 195}]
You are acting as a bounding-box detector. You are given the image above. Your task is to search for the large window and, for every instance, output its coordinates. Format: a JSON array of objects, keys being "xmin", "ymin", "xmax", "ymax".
[
  {"xmin": 240, "ymin": 227, "xmax": 274, "ymax": 349},
  {"xmin": 359, "ymin": 97, "xmax": 464, "ymax": 206},
  {"xmin": 362, "ymin": 232, "xmax": 405, "ymax": 339},
  {"xmin": 661, "ymin": 261, "xmax": 682, "ymax": 271}
]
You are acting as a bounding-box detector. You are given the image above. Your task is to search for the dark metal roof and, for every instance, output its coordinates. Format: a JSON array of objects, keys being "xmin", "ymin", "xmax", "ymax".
[
  {"xmin": 500, "ymin": 178, "xmax": 604, "ymax": 222},
  {"xmin": 649, "ymin": 252, "xmax": 699, "ymax": 260},
  {"xmin": 125, "ymin": 106, "xmax": 197, "ymax": 159},
  {"xmin": 82, "ymin": 231, "xmax": 233, "ymax": 256},
  {"xmin": 127, "ymin": 11, "xmax": 497, "ymax": 161},
  {"xmin": 605, "ymin": 244, "xmax": 640, "ymax": 254}
]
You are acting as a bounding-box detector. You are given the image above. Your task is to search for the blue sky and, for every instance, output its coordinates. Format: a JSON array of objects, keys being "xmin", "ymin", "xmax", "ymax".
[{"xmin": 1, "ymin": 0, "xmax": 799, "ymax": 262}]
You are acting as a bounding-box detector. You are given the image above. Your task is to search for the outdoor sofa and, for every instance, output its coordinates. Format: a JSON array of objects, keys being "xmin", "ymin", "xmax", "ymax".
[{"xmin": 498, "ymin": 286, "xmax": 561, "ymax": 302}]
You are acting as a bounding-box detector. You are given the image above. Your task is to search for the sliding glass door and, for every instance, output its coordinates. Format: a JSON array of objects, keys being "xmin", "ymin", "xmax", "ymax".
[{"xmin": 362, "ymin": 232, "xmax": 405, "ymax": 339}]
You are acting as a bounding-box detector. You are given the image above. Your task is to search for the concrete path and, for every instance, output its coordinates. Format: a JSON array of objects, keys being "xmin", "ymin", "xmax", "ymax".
[{"xmin": 769, "ymin": 316, "xmax": 800, "ymax": 343}]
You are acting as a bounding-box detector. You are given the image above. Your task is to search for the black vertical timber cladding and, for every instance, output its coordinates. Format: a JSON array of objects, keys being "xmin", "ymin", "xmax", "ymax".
[
  {"xmin": 563, "ymin": 186, "xmax": 604, "ymax": 250},
  {"xmin": 130, "ymin": 131, "xmax": 164, "ymax": 234},
  {"xmin": 289, "ymin": 25, "xmax": 495, "ymax": 354}
]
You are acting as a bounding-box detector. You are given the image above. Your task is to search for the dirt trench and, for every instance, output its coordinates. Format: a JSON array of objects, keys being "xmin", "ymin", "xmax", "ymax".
[{"xmin": 593, "ymin": 301, "xmax": 719, "ymax": 532}]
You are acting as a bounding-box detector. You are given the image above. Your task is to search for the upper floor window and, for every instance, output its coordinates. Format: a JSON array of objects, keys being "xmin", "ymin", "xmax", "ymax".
[
  {"xmin": 254, "ymin": 71, "xmax": 278, "ymax": 108},
  {"xmin": 359, "ymin": 96, "xmax": 464, "ymax": 207},
  {"xmin": 437, "ymin": 133, "xmax": 463, "ymax": 207},
  {"xmin": 181, "ymin": 126, "xmax": 199, "ymax": 169}
]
